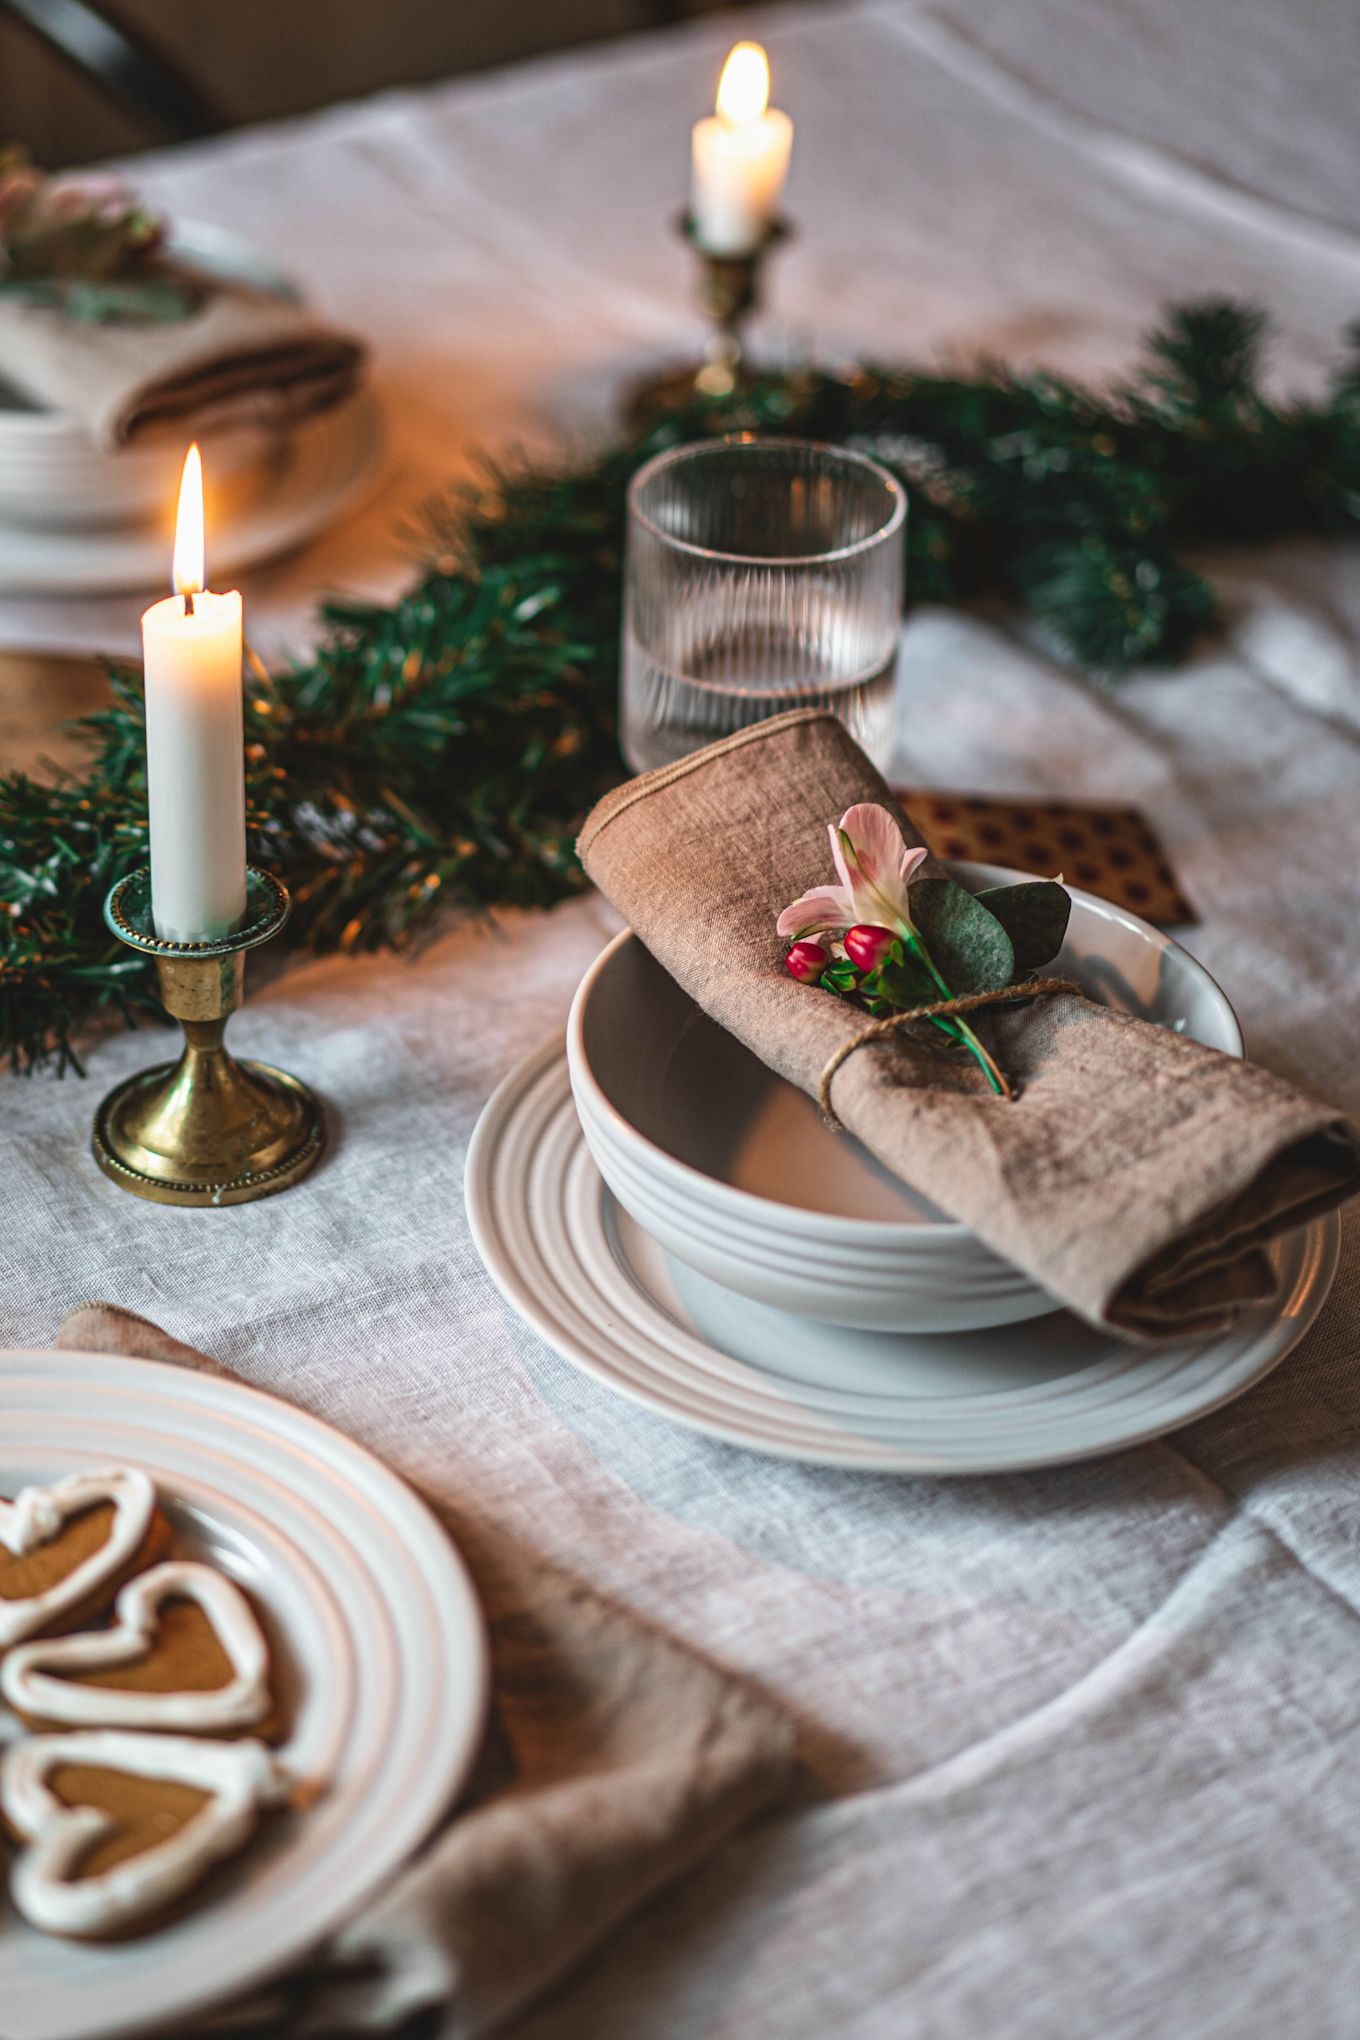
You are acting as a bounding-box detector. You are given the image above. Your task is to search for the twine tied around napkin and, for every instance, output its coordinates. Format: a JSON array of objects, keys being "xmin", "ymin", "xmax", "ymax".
[
  {"xmin": 54, "ymin": 1305, "xmax": 795, "ymax": 2038},
  {"xmin": 818, "ymin": 977, "xmax": 1085, "ymax": 1125}
]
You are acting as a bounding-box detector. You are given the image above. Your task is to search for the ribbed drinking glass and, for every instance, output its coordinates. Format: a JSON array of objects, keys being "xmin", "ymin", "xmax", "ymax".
[{"xmin": 621, "ymin": 436, "xmax": 906, "ymax": 774}]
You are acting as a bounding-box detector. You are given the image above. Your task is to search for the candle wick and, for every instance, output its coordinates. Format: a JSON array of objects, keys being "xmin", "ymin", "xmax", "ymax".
[{"xmin": 183, "ymin": 590, "xmax": 195, "ymax": 618}]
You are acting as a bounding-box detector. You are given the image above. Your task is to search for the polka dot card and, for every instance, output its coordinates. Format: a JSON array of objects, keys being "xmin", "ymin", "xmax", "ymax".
[{"xmin": 897, "ymin": 789, "xmax": 1195, "ymax": 925}]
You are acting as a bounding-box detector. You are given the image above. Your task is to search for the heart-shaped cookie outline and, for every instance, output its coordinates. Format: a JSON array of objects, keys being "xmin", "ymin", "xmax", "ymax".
[
  {"xmin": 2, "ymin": 1561, "xmax": 272, "ymax": 1734},
  {"xmin": 3, "ymin": 1729, "xmax": 289, "ymax": 1938},
  {"xmin": 0, "ymin": 1469, "xmax": 157, "ymax": 1648}
]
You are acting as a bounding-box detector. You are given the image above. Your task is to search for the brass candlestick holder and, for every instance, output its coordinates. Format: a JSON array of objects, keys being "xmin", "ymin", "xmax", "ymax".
[
  {"xmin": 625, "ymin": 211, "xmax": 791, "ymax": 427},
  {"xmin": 92, "ymin": 867, "xmax": 325, "ymax": 1208}
]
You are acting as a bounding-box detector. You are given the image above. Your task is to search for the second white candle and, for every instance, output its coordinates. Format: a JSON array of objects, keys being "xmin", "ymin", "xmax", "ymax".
[
  {"xmin": 142, "ymin": 446, "xmax": 247, "ymax": 943},
  {"xmin": 691, "ymin": 42, "xmax": 793, "ymax": 256}
]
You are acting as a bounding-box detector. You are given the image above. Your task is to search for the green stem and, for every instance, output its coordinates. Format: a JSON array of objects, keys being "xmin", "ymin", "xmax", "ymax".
[{"xmin": 904, "ymin": 932, "xmax": 1013, "ymax": 1100}]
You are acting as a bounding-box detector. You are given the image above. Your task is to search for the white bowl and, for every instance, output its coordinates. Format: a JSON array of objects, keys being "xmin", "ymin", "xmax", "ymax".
[
  {"xmin": 567, "ymin": 864, "xmax": 1242, "ymax": 1333},
  {"xmin": 0, "ymin": 405, "xmax": 282, "ymax": 529}
]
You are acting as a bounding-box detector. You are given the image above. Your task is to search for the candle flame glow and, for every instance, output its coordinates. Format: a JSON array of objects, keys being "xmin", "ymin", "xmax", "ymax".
[
  {"xmin": 173, "ymin": 443, "xmax": 205, "ymax": 598},
  {"xmin": 716, "ymin": 42, "xmax": 769, "ymax": 124}
]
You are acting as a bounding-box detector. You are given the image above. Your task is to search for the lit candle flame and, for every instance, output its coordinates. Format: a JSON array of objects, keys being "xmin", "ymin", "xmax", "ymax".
[
  {"xmin": 172, "ymin": 443, "xmax": 205, "ymax": 600},
  {"xmin": 716, "ymin": 42, "xmax": 770, "ymax": 125}
]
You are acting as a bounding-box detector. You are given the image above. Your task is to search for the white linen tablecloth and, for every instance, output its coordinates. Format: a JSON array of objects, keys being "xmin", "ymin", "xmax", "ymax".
[{"xmin": 5, "ymin": 6, "xmax": 1360, "ymax": 2034}]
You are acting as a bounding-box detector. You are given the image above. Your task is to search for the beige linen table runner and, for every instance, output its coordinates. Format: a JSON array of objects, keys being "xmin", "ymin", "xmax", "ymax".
[
  {"xmin": 579, "ymin": 709, "xmax": 1360, "ymax": 1338},
  {"xmin": 0, "ymin": 286, "xmax": 366, "ymax": 447},
  {"xmin": 54, "ymin": 1304, "xmax": 795, "ymax": 2037}
]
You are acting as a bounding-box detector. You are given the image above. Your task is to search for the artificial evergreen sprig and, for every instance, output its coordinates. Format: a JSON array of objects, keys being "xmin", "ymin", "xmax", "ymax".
[{"xmin": 5, "ymin": 298, "xmax": 1360, "ymax": 1073}]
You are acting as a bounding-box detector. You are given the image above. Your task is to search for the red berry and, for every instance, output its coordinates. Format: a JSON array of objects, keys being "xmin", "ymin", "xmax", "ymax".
[
  {"xmin": 844, "ymin": 924, "xmax": 894, "ymax": 971},
  {"xmin": 785, "ymin": 940, "xmax": 829, "ymax": 983}
]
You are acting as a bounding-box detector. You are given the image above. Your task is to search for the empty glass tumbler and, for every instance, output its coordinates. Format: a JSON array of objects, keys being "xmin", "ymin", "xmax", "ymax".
[{"xmin": 621, "ymin": 436, "xmax": 906, "ymax": 775}]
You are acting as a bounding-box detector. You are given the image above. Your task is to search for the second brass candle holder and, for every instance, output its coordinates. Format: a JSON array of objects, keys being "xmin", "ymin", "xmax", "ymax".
[
  {"xmin": 92, "ymin": 867, "xmax": 325, "ymax": 1208},
  {"xmin": 625, "ymin": 211, "xmax": 791, "ymax": 427}
]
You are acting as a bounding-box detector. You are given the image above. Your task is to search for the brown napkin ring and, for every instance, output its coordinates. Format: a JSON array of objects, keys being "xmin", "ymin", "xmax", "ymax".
[{"xmin": 819, "ymin": 978, "xmax": 1086, "ymax": 1126}]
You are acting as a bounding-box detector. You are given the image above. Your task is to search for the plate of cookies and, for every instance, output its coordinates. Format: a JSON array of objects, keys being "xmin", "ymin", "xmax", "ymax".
[{"xmin": 0, "ymin": 1347, "xmax": 489, "ymax": 2040}]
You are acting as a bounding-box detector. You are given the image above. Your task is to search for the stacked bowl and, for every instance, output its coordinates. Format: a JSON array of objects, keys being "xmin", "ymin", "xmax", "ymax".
[
  {"xmin": 0, "ymin": 400, "xmax": 274, "ymax": 532},
  {"xmin": 567, "ymin": 865, "xmax": 1242, "ymax": 1336}
]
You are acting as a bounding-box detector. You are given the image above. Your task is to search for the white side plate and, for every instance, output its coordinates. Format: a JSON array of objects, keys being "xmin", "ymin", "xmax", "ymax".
[
  {"xmin": 0, "ymin": 1348, "xmax": 487, "ymax": 2040},
  {"xmin": 0, "ymin": 387, "xmax": 386, "ymax": 594},
  {"xmin": 467, "ymin": 1036, "xmax": 1339, "ymax": 1476}
]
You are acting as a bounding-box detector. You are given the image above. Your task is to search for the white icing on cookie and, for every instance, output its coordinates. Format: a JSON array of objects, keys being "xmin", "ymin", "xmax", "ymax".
[
  {"xmin": 3, "ymin": 1730, "xmax": 289, "ymax": 1938},
  {"xmin": 0, "ymin": 1470, "xmax": 157, "ymax": 1649},
  {"xmin": 0, "ymin": 1488, "xmax": 63, "ymax": 1555},
  {"xmin": 1, "ymin": 1562, "xmax": 272, "ymax": 1734}
]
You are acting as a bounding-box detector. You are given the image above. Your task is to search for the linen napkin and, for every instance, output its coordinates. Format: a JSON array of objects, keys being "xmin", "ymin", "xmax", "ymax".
[
  {"xmin": 0, "ymin": 284, "xmax": 366, "ymax": 448},
  {"xmin": 578, "ymin": 708, "xmax": 1360, "ymax": 1339},
  {"xmin": 54, "ymin": 1303, "xmax": 795, "ymax": 2036}
]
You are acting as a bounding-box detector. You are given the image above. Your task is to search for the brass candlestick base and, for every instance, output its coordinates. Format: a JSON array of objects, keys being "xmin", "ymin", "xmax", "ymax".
[
  {"xmin": 625, "ymin": 212, "xmax": 791, "ymax": 428},
  {"xmin": 92, "ymin": 868, "xmax": 325, "ymax": 1208}
]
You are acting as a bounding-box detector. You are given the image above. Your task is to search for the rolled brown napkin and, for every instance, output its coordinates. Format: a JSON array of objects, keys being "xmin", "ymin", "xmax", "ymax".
[
  {"xmin": 578, "ymin": 708, "xmax": 1360, "ymax": 1339},
  {"xmin": 55, "ymin": 1304, "xmax": 795, "ymax": 2037},
  {"xmin": 0, "ymin": 284, "xmax": 366, "ymax": 448}
]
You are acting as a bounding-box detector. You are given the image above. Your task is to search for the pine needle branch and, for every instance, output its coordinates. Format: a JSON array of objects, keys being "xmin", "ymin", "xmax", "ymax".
[{"xmin": 6, "ymin": 297, "xmax": 1360, "ymax": 1071}]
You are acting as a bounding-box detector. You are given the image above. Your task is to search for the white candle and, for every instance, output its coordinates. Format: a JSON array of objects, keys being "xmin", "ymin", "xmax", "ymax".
[
  {"xmin": 141, "ymin": 444, "xmax": 247, "ymax": 942},
  {"xmin": 690, "ymin": 42, "xmax": 793, "ymax": 256}
]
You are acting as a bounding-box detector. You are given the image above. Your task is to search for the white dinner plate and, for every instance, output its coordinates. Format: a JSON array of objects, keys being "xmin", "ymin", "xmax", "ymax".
[
  {"xmin": 0, "ymin": 386, "xmax": 386, "ymax": 594},
  {"xmin": 466, "ymin": 1037, "xmax": 1339, "ymax": 1475},
  {"xmin": 0, "ymin": 1348, "xmax": 488, "ymax": 2040}
]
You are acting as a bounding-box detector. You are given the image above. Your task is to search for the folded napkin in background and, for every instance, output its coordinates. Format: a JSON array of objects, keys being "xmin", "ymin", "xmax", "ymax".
[
  {"xmin": 0, "ymin": 284, "xmax": 366, "ymax": 448},
  {"xmin": 579, "ymin": 709, "xmax": 1360, "ymax": 1339},
  {"xmin": 55, "ymin": 1304, "xmax": 795, "ymax": 2038}
]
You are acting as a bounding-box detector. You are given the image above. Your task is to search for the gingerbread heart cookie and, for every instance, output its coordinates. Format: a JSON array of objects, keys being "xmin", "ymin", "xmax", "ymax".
[
  {"xmin": 2, "ymin": 1729, "xmax": 289, "ymax": 1939},
  {"xmin": 2, "ymin": 1561, "xmax": 280, "ymax": 1739},
  {"xmin": 0, "ymin": 1470, "xmax": 170, "ymax": 1648}
]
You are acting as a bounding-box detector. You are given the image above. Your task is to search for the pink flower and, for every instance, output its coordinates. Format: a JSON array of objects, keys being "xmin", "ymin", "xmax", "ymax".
[
  {"xmin": 776, "ymin": 803, "xmax": 928, "ymax": 943},
  {"xmin": 50, "ymin": 172, "xmax": 127, "ymax": 216},
  {"xmin": 0, "ymin": 151, "xmax": 162, "ymax": 277},
  {"xmin": 785, "ymin": 940, "xmax": 829, "ymax": 983}
]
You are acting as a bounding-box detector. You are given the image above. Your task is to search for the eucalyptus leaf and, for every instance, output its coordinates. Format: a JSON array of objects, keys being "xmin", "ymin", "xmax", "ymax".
[
  {"xmin": 0, "ymin": 276, "xmax": 199, "ymax": 324},
  {"xmin": 975, "ymin": 881, "xmax": 1072, "ymax": 971},
  {"xmin": 60, "ymin": 278, "xmax": 199, "ymax": 324},
  {"xmin": 907, "ymin": 877, "xmax": 1015, "ymax": 993}
]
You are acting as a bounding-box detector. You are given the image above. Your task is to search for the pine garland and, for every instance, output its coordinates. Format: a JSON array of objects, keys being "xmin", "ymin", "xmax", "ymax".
[{"xmin": 5, "ymin": 300, "xmax": 1360, "ymax": 1074}]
